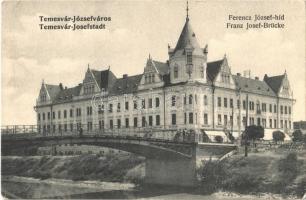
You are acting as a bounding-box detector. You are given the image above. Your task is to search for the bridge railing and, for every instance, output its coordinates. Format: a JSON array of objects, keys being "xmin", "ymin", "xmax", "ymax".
[
  {"xmin": 1, "ymin": 124, "xmax": 234, "ymax": 144},
  {"xmin": 1, "ymin": 124, "xmax": 185, "ymax": 142}
]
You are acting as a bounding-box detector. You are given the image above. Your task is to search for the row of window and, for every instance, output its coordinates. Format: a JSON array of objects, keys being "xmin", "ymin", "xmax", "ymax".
[{"xmin": 217, "ymin": 97, "xmax": 292, "ymax": 115}]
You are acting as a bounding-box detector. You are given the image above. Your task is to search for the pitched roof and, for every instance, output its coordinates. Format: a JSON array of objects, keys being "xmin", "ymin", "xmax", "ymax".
[
  {"xmin": 263, "ymin": 74, "xmax": 284, "ymax": 94},
  {"xmin": 232, "ymin": 75, "xmax": 276, "ymax": 97},
  {"xmin": 206, "ymin": 59, "xmax": 223, "ymax": 81},
  {"xmin": 109, "ymin": 74, "xmax": 142, "ymax": 95},
  {"xmin": 153, "ymin": 60, "xmax": 169, "ymax": 75},
  {"xmin": 54, "ymin": 85, "xmax": 82, "ymax": 103},
  {"xmin": 173, "ymin": 19, "xmax": 203, "ymax": 57},
  {"xmin": 91, "ymin": 69, "xmax": 117, "ymax": 90},
  {"xmin": 45, "ymin": 84, "xmax": 61, "ymax": 100}
]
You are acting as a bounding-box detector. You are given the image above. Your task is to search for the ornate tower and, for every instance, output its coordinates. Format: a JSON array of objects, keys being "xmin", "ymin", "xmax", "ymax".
[{"xmin": 168, "ymin": 2, "xmax": 208, "ymax": 84}]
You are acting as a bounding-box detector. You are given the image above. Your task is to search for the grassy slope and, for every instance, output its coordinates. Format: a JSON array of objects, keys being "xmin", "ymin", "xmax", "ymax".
[
  {"xmin": 1, "ymin": 154, "xmax": 145, "ymax": 183},
  {"xmin": 200, "ymin": 150, "xmax": 306, "ymax": 197}
]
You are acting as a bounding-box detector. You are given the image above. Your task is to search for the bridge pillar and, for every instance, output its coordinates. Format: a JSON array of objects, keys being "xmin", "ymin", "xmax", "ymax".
[{"xmin": 144, "ymin": 157, "xmax": 196, "ymax": 187}]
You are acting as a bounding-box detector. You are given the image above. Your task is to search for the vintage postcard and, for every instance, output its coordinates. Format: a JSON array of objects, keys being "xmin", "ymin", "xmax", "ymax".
[{"xmin": 1, "ymin": 0, "xmax": 306, "ymax": 199}]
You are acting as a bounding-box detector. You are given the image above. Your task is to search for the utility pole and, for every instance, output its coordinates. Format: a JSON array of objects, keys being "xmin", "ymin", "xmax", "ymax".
[{"xmin": 245, "ymin": 94, "xmax": 249, "ymax": 157}]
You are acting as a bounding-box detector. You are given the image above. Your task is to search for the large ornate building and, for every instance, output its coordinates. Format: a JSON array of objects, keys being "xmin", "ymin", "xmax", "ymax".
[{"xmin": 35, "ymin": 9, "xmax": 294, "ymax": 141}]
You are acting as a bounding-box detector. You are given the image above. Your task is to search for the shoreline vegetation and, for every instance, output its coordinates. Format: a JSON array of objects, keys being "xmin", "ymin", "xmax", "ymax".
[{"xmin": 2, "ymin": 150, "xmax": 306, "ymax": 198}]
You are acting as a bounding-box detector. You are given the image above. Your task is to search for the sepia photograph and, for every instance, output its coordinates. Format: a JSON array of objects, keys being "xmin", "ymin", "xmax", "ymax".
[{"xmin": 1, "ymin": 0, "xmax": 306, "ymax": 199}]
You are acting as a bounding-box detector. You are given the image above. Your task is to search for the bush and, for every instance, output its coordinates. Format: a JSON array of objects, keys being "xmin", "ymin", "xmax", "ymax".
[
  {"xmin": 273, "ymin": 131, "xmax": 285, "ymax": 143},
  {"xmin": 244, "ymin": 125, "xmax": 264, "ymax": 141},
  {"xmin": 214, "ymin": 135, "xmax": 223, "ymax": 143},
  {"xmin": 292, "ymin": 130, "xmax": 303, "ymax": 142}
]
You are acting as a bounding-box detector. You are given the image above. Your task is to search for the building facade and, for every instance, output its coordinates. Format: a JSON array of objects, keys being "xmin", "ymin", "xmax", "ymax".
[{"xmin": 35, "ymin": 11, "xmax": 294, "ymax": 141}]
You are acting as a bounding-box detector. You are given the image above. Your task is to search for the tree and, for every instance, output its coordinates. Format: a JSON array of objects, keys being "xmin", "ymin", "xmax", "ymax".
[
  {"xmin": 242, "ymin": 125, "xmax": 264, "ymax": 157},
  {"xmin": 273, "ymin": 131, "xmax": 285, "ymax": 143},
  {"xmin": 292, "ymin": 130, "xmax": 303, "ymax": 142},
  {"xmin": 245, "ymin": 125, "xmax": 264, "ymax": 141},
  {"xmin": 214, "ymin": 135, "xmax": 223, "ymax": 143}
]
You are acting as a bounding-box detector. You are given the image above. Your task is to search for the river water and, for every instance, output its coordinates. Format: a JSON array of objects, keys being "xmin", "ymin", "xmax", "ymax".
[{"xmin": 1, "ymin": 176, "xmax": 299, "ymax": 199}]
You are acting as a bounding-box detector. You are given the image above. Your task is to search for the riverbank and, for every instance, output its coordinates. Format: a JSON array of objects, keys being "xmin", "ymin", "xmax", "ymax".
[
  {"xmin": 2, "ymin": 150, "xmax": 305, "ymax": 198},
  {"xmin": 1, "ymin": 154, "xmax": 145, "ymax": 183},
  {"xmin": 198, "ymin": 151, "xmax": 306, "ymax": 198}
]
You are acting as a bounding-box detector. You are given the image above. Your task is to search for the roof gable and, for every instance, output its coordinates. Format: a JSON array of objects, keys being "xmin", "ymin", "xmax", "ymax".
[{"xmin": 207, "ymin": 59, "xmax": 223, "ymax": 82}]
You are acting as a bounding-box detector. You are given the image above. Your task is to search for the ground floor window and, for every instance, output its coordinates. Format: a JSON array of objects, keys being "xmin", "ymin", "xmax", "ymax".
[
  {"xmin": 125, "ymin": 118, "xmax": 129, "ymax": 128},
  {"xmin": 134, "ymin": 117, "xmax": 138, "ymax": 128},
  {"xmin": 156, "ymin": 115, "xmax": 160, "ymax": 126},
  {"xmin": 149, "ymin": 116, "xmax": 153, "ymax": 126}
]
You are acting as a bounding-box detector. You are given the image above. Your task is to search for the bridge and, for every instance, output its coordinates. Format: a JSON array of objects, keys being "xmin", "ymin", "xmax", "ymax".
[{"xmin": 1, "ymin": 125, "xmax": 237, "ymax": 186}]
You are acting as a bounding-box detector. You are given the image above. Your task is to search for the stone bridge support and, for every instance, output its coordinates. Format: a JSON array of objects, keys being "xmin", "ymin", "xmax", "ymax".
[{"xmin": 144, "ymin": 157, "xmax": 197, "ymax": 186}]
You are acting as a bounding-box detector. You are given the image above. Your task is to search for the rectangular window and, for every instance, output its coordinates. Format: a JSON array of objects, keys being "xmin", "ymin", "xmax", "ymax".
[
  {"xmin": 52, "ymin": 112, "xmax": 55, "ymax": 119},
  {"xmin": 58, "ymin": 111, "xmax": 61, "ymax": 119},
  {"xmin": 109, "ymin": 104, "xmax": 113, "ymax": 113},
  {"xmin": 117, "ymin": 119, "xmax": 121, "ymax": 128},
  {"xmin": 289, "ymin": 106, "xmax": 291, "ymax": 114},
  {"xmin": 274, "ymin": 119, "xmax": 277, "ymax": 128},
  {"xmin": 134, "ymin": 100, "xmax": 138, "ymax": 110},
  {"xmin": 280, "ymin": 106, "xmax": 283, "ymax": 114},
  {"xmin": 230, "ymin": 98, "xmax": 233, "ymax": 108},
  {"xmin": 285, "ymin": 120, "xmax": 287, "ymax": 128},
  {"xmin": 125, "ymin": 101, "xmax": 129, "ymax": 111},
  {"xmin": 58, "ymin": 124, "xmax": 62, "ymax": 132},
  {"xmin": 110, "ymin": 119, "xmax": 113, "ymax": 129},
  {"xmin": 237, "ymin": 100, "xmax": 240, "ymax": 109},
  {"xmin": 87, "ymin": 122, "xmax": 92, "ymax": 131},
  {"xmin": 171, "ymin": 114, "xmax": 176, "ymax": 125},
  {"xmin": 149, "ymin": 116, "xmax": 153, "ymax": 126},
  {"xmin": 274, "ymin": 105, "xmax": 277, "ymax": 113},
  {"xmin": 149, "ymin": 98, "xmax": 153, "ymax": 108},
  {"xmin": 187, "ymin": 52, "xmax": 192, "ymax": 65},
  {"xmin": 243, "ymin": 100, "xmax": 246, "ymax": 110},
  {"xmin": 269, "ymin": 119, "xmax": 272, "ymax": 128},
  {"xmin": 70, "ymin": 109, "xmax": 73, "ymax": 117},
  {"xmin": 42, "ymin": 113, "xmax": 45, "ymax": 120},
  {"xmin": 117, "ymin": 103, "xmax": 121, "ymax": 112},
  {"xmin": 281, "ymin": 120, "xmax": 283, "ymax": 128},
  {"xmin": 262, "ymin": 118, "xmax": 266, "ymax": 128},
  {"xmin": 224, "ymin": 115, "xmax": 228, "ymax": 125},
  {"xmin": 125, "ymin": 118, "xmax": 129, "ymax": 128},
  {"xmin": 156, "ymin": 115, "xmax": 160, "ymax": 126},
  {"xmin": 47, "ymin": 112, "xmax": 50, "ymax": 120},
  {"xmin": 223, "ymin": 97, "xmax": 227, "ymax": 108},
  {"xmin": 64, "ymin": 110, "xmax": 67, "ymax": 118},
  {"xmin": 38, "ymin": 113, "xmax": 41, "ymax": 121},
  {"xmin": 285, "ymin": 106, "xmax": 287, "ymax": 114},
  {"xmin": 155, "ymin": 97, "xmax": 160, "ymax": 108},
  {"xmin": 184, "ymin": 113, "xmax": 187, "ymax": 124},
  {"xmin": 134, "ymin": 117, "xmax": 138, "ymax": 128},
  {"xmin": 262, "ymin": 103, "xmax": 266, "ymax": 112},
  {"xmin": 204, "ymin": 95, "xmax": 208, "ymax": 105},
  {"xmin": 204, "ymin": 113, "xmax": 208, "ymax": 125},
  {"xmin": 142, "ymin": 117, "xmax": 146, "ymax": 127},
  {"xmin": 218, "ymin": 114, "xmax": 222, "ymax": 125},
  {"xmin": 70, "ymin": 123, "xmax": 73, "ymax": 131},
  {"xmin": 269, "ymin": 104, "xmax": 272, "ymax": 113},
  {"xmin": 171, "ymin": 96, "xmax": 176, "ymax": 107},
  {"xmin": 189, "ymin": 112, "xmax": 193, "ymax": 124},
  {"xmin": 142, "ymin": 99, "xmax": 145, "ymax": 109},
  {"xmin": 64, "ymin": 124, "xmax": 67, "ymax": 132},
  {"xmin": 218, "ymin": 97, "xmax": 221, "ymax": 107}
]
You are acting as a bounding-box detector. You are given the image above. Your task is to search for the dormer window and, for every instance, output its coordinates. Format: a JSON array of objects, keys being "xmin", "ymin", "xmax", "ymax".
[
  {"xmin": 186, "ymin": 52, "xmax": 192, "ymax": 65},
  {"xmin": 144, "ymin": 73, "xmax": 155, "ymax": 84}
]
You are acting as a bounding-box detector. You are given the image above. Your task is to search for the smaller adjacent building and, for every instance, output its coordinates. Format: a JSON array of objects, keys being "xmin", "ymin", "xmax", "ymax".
[{"xmin": 293, "ymin": 121, "xmax": 306, "ymax": 134}]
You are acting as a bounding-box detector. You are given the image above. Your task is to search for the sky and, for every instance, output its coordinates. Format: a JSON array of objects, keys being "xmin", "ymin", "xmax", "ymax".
[{"xmin": 1, "ymin": 0, "xmax": 305, "ymax": 125}]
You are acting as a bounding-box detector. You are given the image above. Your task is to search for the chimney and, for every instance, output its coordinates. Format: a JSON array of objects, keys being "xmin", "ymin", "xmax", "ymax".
[
  {"xmin": 123, "ymin": 74, "xmax": 128, "ymax": 79},
  {"xmin": 237, "ymin": 73, "xmax": 241, "ymax": 76},
  {"xmin": 255, "ymin": 76, "xmax": 259, "ymax": 80}
]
